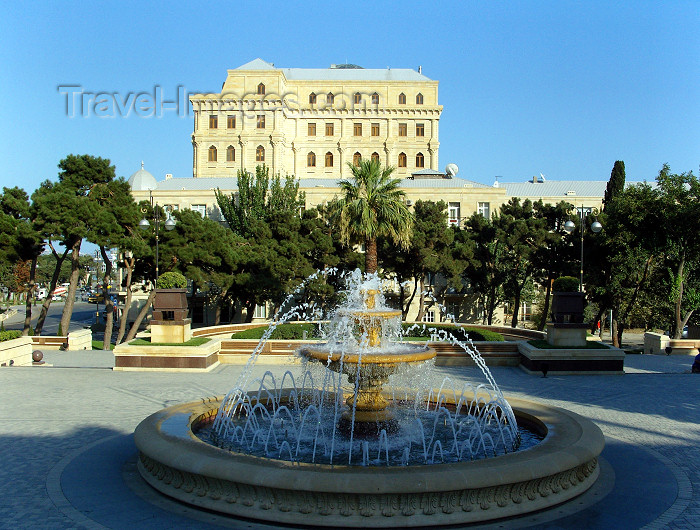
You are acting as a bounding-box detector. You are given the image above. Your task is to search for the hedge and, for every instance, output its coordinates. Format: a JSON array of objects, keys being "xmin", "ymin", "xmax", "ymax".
[
  {"xmin": 0, "ymin": 330, "xmax": 22, "ymax": 342},
  {"xmin": 402, "ymin": 323, "xmax": 504, "ymax": 342},
  {"xmin": 231, "ymin": 323, "xmax": 319, "ymax": 340}
]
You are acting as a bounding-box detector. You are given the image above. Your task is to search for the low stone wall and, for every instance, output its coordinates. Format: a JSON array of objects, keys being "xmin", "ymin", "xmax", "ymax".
[
  {"xmin": 519, "ymin": 341, "xmax": 625, "ymax": 375},
  {"xmin": 67, "ymin": 329, "xmax": 92, "ymax": 350},
  {"xmin": 644, "ymin": 332, "xmax": 670, "ymax": 355},
  {"xmin": 31, "ymin": 335, "xmax": 67, "ymax": 350},
  {"xmin": 0, "ymin": 336, "xmax": 33, "ymax": 366}
]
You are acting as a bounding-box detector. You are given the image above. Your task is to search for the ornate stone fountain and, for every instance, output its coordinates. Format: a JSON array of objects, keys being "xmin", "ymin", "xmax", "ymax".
[{"xmin": 134, "ymin": 271, "xmax": 605, "ymax": 527}]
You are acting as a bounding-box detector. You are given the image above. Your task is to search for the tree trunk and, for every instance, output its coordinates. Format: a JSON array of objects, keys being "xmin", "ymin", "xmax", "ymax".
[
  {"xmin": 538, "ymin": 274, "xmax": 553, "ymax": 331},
  {"xmin": 34, "ymin": 242, "xmax": 69, "ymax": 335},
  {"xmin": 115, "ymin": 256, "xmax": 134, "ymax": 345},
  {"xmin": 417, "ymin": 275, "xmax": 426, "ymax": 322},
  {"xmin": 403, "ymin": 277, "xmax": 418, "ymax": 320},
  {"xmin": 673, "ymin": 253, "xmax": 685, "ymax": 339},
  {"xmin": 100, "ymin": 246, "xmax": 114, "ymax": 350},
  {"xmin": 60, "ymin": 237, "xmax": 82, "ymax": 336},
  {"xmin": 124, "ymin": 289, "xmax": 156, "ymax": 342},
  {"xmin": 487, "ymin": 286, "xmax": 497, "ymax": 325},
  {"xmin": 611, "ymin": 308, "xmax": 620, "ymax": 348},
  {"xmin": 244, "ymin": 300, "xmax": 255, "ymax": 323},
  {"xmin": 23, "ymin": 257, "xmax": 37, "ymax": 336},
  {"xmin": 365, "ymin": 237, "xmax": 378, "ymax": 274},
  {"xmin": 510, "ymin": 286, "xmax": 522, "ymax": 328}
]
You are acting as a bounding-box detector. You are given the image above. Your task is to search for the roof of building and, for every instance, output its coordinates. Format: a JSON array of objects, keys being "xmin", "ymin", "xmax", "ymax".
[
  {"xmin": 233, "ymin": 58, "xmax": 433, "ymax": 82},
  {"xmin": 127, "ymin": 162, "xmax": 157, "ymax": 191},
  {"xmin": 501, "ymin": 180, "xmax": 609, "ymax": 198},
  {"xmin": 142, "ymin": 175, "xmax": 491, "ymax": 192}
]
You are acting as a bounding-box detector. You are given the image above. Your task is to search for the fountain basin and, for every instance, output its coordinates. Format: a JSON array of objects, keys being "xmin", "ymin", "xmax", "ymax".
[{"xmin": 135, "ymin": 393, "xmax": 603, "ymax": 527}]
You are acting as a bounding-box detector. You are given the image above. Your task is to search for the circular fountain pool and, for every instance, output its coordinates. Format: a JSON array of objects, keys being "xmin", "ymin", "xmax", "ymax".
[{"xmin": 134, "ymin": 270, "xmax": 604, "ymax": 526}]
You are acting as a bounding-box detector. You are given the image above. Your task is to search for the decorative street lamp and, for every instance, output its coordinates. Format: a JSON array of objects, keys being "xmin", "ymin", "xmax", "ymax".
[
  {"xmin": 139, "ymin": 193, "xmax": 176, "ymax": 283},
  {"xmin": 563, "ymin": 205, "xmax": 602, "ymax": 292}
]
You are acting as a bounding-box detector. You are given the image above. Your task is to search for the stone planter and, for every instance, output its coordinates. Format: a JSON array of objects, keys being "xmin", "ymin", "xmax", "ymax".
[{"xmin": 551, "ymin": 291, "xmax": 585, "ymax": 324}]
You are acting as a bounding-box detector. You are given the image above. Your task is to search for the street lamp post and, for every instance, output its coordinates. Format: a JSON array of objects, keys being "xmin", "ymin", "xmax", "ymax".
[
  {"xmin": 139, "ymin": 193, "xmax": 176, "ymax": 284},
  {"xmin": 563, "ymin": 205, "xmax": 602, "ymax": 292}
]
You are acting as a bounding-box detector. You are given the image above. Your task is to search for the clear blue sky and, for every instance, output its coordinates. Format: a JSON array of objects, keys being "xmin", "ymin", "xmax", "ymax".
[{"xmin": 1, "ymin": 0, "xmax": 698, "ymax": 194}]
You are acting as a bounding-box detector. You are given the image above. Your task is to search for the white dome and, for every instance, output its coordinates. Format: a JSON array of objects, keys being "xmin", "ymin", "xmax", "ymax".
[{"xmin": 128, "ymin": 162, "xmax": 157, "ymax": 191}]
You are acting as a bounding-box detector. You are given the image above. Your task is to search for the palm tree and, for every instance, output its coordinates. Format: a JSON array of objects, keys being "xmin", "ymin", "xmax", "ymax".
[{"xmin": 334, "ymin": 159, "xmax": 413, "ymax": 274}]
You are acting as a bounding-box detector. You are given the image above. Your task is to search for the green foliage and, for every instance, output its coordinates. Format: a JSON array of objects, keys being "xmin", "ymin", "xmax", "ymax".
[
  {"xmin": 0, "ymin": 330, "xmax": 22, "ymax": 342},
  {"xmin": 603, "ymin": 161, "xmax": 626, "ymax": 210},
  {"xmin": 402, "ymin": 323, "xmax": 504, "ymax": 342},
  {"xmin": 333, "ymin": 159, "xmax": 412, "ymax": 273},
  {"xmin": 553, "ymin": 276, "xmax": 579, "ymax": 292},
  {"xmin": 231, "ymin": 323, "xmax": 319, "ymax": 340},
  {"xmin": 129, "ymin": 337, "xmax": 211, "ymax": 346},
  {"xmin": 156, "ymin": 271, "xmax": 187, "ymax": 289}
]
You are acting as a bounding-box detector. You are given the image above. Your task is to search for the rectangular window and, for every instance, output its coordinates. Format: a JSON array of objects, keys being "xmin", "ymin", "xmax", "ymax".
[
  {"xmin": 308, "ymin": 123, "xmax": 316, "ymax": 136},
  {"xmin": 422, "ymin": 310, "xmax": 435, "ymax": 323},
  {"xmin": 416, "ymin": 123, "xmax": 424, "ymax": 137},
  {"xmin": 398, "ymin": 123, "xmax": 407, "ymax": 137},
  {"xmin": 191, "ymin": 204, "xmax": 206, "ymax": 217},
  {"xmin": 448, "ymin": 202, "xmax": 460, "ymax": 226},
  {"xmin": 256, "ymin": 115, "xmax": 265, "ymax": 129},
  {"xmin": 325, "ymin": 123, "xmax": 334, "ymax": 136},
  {"xmin": 209, "ymin": 115, "xmax": 218, "ymax": 129},
  {"xmin": 254, "ymin": 304, "xmax": 267, "ymax": 319},
  {"xmin": 353, "ymin": 123, "xmax": 362, "ymax": 136},
  {"xmin": 227, "ymin": 115, "xmax": 236, "ymax": 128},
  {"xmin": 371, "ymin": 123, "xmax": 379, "ymax": 136},
  {"xmin": 478, "ymin": 202, "xmax": 490, "ymax": 219}
]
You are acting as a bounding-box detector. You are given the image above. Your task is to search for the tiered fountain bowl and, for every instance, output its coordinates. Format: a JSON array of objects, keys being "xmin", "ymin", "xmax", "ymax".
[
  {"xmin": 134, "ymin": 273, "xmax": 605, "ymax": 527},
  {"xmin": 299, "ymin": 289, "xmax": 436, "ymax": 435}
]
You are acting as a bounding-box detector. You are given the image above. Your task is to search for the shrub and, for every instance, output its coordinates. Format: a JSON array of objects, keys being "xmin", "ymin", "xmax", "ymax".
[
  {"xmin": 0, "ymin": 330, "xmax": 22, "ymax": 342},
  {"xmin": 402, "ymin": 323, "xmax": 504, "ymax": 342},
  {"xmin": 156, "ymin": 272, "xmax": 187, "ymax": 289},
  {"xmin": 231, "ymin": 323, "xmax": 319, "ymax": 340},
  {"xmin": 552, "ymin": 276, "xmax": 579, "ymax": 292}
]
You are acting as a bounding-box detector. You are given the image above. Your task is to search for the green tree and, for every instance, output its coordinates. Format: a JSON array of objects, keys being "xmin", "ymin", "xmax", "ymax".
[
  {"xmin": 381, "ymin": 200, "xmax": 466, "ymax": 320},
  {"xmin": 0, "ymin": 187, "xmax": 43, "ymax": 334},
  {"xmin": 655, "ymin": 165, "xmax": 700, "ymax": 338},
  {"xmin": 334, "ymin": 159, "xmax": 412, "ymax": 274},
  {"xmin": 87, "ymin": 177, "xmax": 141, "ymax": 348},
  {"xmin": 32, "ymin": 155, "xmax": 116, "ymax": 335},
  {"xmin": 496, "ymin": 198, "xmax": 549, "ymax": 328}
]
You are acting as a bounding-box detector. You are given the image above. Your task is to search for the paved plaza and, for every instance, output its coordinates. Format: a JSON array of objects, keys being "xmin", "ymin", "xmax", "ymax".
[{"xmin": 1, "ymin": 347, "xmax": 699, "ymax": 529}]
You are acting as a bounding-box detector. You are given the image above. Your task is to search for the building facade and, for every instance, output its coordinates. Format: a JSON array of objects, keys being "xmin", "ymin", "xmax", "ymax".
[{"xmin": 189, "ymin": 59, "xmax": 442, "ymax": 181}]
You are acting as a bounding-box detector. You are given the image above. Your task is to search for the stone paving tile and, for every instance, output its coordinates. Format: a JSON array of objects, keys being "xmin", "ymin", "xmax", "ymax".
[{"xmin": 1, "ymin": 350, "xmax": 700, "ymax": 529}]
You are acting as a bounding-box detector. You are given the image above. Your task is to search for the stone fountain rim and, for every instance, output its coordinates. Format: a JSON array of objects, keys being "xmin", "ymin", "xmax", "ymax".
[
  {"xmin": 299, "ymin": 343, "xmax": 436, "ymax": 364},
  {"xmin": 134, "ymin": 393, "xmax": 603, "ymax": 495}
]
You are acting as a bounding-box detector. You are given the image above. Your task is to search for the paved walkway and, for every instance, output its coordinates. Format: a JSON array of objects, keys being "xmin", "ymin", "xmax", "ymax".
[{"xmin": 1, "ymin": 349, "xmax": 698, "ymax": 529}]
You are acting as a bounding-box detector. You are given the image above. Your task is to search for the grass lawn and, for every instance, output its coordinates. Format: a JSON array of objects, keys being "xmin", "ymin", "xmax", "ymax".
[
  {"xmin": 128, "ymin": 337, "xmax": 211, "ymax": 347},
  {"xmin": 92, "ymin": 340, "xmax": 115, "ymax": 350},
  {"xmin": 527, "ymin": 339, "xmax": 610, "ymax": 350}
]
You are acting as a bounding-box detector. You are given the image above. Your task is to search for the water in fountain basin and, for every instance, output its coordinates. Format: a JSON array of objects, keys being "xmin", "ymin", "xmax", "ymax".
[{"xmin": 210, "ymin": 269, "xmax": 532, "ymax": 466}]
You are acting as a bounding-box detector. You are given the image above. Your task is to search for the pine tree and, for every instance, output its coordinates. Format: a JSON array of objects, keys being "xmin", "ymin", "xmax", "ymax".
[{"xmin": 603, "ymin": 161, "xmax": 626, "ymax": 211}]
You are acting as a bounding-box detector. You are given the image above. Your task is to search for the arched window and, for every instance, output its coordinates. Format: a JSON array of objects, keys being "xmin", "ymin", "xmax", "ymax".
[
  {"xmin": 398, "ymin": 92, "xmax": 406, "ymax": 104},
  {"xmin": 256, "ymin": 145, "xmax": 265, "ymax": 162},
  {"xmin": 226, "ymin": 145, "xmax": 235, "ymax": 162},
  {"xmin": 354, "ymin": 92, "xmax": 361, "ymax": 104},
  {"xmin": 309, "ymin": 92, "xmax": 316, "ymax": 104},
  {"xmin": 307, "ymin": 152, "xmax": 316, "ymax": 167},
  {"xmin": 398, "ymin": 152, "xmax": 407, "ymax": 168},
  {"xmin": 416, "ymin": 93, "xmax": 424, "ymax": 104},
  {"xmin": 371, "ymin": 92, "xmax": 379, "ymax": 104},
  {"xmin": 208, "ymin": 145, "xmax": 217, "ymax": 162},
  {"xmin": 327, "ymin": 92, "xmax": 334, "ymax": 105},
  {"xmin": 371, "ymin": 152, "xmax": 380, "ymax": 163},
  {"xmin": 325, "ymin": 151, "xmax": 334, "ymax": 167},
  {"xmin": 353, "ymin": 152, "xmax": 361, "ymax": 166},
  {"xmin": 257, "ymin": 83, "xmax": 265, "ymax": 95},
  {"xmin": 415, "ymin": 152, "xmax": 424, "ymax": 168}
]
